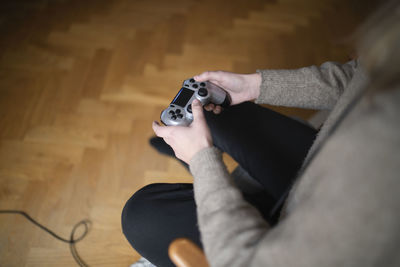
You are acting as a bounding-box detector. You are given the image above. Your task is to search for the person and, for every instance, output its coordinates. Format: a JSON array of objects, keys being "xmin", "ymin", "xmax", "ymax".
[{"xmin": 121, "ymin": 1, "xmax": 400, "ymax": 266}]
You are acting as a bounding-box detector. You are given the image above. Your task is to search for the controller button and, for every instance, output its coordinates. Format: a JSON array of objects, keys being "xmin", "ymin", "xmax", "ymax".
[
  {"xmin": 198, "ymin": 88, "xmax": 208, "ymax": 97},
  {"xmin": 177, "ymin": 114, "xmax": 183, "ymax": 119},
  {"xmin": 175, "ymin": 109, "xmax": 181, "ymax": 114},
  {"xmin": 200, "ymin": 82, "xmax": 206, "ymax": 87},
  {"xmin": 187, "ymin": 104, "xmax": 192, "ymax": 113},
  {"xmin": 190, "ymin": 78, "xmax": 195, "ymax": 83},
  {"xmin": 171, "ymin": 115, "xmax": 177, "ymax": 120},
  {"xmin": 169, "ymin": 110, "xmax": 175, "ymax": 115},
  {"xmin": 193, "ymin": 84, "xmax": 198, "ymax": 89}
]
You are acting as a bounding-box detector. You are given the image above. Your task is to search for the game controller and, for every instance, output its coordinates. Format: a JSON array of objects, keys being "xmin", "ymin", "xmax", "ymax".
[{"xmin": 160, "ymin": 78, "xmax": 231, "ymax": 126}]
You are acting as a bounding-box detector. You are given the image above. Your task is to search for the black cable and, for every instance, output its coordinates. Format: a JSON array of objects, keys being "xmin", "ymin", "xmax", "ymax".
[{"xmin": 0, "ymin": 210, "xmax": 91, "ymax": 267}]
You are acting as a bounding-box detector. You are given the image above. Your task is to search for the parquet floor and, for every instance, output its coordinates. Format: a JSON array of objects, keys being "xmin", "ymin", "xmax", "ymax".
[{"xmin": 0, "ymin": 0, "xmax": 378, "ymax": 266}]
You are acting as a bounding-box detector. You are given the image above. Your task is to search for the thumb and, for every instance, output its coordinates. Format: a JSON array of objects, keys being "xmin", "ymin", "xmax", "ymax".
[
  {"xmin": 152, "ymin": 121, "xmax": 169, "ymax": 138},
  {"xmin": 193, "ymin": 72, "xmax": 210, "ymax": 82},
  {"xmin": 191, "ymin": 100, "xmax": 206, "ymax": 124},
  {"xmin": 194, "ymin": 71, "xmax": 220, "ymax": 82}
]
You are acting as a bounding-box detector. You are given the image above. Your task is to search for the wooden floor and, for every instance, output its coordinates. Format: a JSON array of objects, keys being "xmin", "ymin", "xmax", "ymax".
[{"xmin": 0, "ymin": 0, "xmax": 378, "ymax": 266}]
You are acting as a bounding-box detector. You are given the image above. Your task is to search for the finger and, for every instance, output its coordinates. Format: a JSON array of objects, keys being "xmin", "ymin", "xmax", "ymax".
[
  {"xmin": 213, "ymin": 105, "xmax": 222, "ymax": 114},
  {"xmin": 191, "ymin": 100, "xmax": 206, "ymax": 124},
  {"xmin": 204, "ymin": 103, "xmax": 215, "ymax": 111},
  {"xmin": 194, "ymin": 71, "xmax": 221, "ymax": 82},
  {"xmin": 152, "ymin": 121, "xmax": 170, "ymax": 138}
]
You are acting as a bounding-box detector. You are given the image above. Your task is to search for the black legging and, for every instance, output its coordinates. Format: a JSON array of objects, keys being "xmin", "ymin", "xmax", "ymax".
[{"xmin": 121, "ymin": 102, "xmax": 317, "ymax": 267}]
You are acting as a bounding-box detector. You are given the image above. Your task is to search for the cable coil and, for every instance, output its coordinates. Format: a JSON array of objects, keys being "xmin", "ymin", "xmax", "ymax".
[{"xmin": 0, "ymin": 210, "xmax": 90, "ymax": 267}]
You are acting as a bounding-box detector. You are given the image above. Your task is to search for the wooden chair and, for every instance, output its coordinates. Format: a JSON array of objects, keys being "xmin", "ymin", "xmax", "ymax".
[{"xmin": 169, "ymin": 238, "xmax": 209, "ymax": 267}]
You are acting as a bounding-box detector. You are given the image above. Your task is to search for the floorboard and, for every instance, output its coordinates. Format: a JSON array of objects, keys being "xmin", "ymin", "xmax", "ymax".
[{"xmin": 0, "ymin": 0, "xmax": 379, "ymax": 265}]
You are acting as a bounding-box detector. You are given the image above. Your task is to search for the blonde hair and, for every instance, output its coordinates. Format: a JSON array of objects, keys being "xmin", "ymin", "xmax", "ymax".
[{"xmin": 357, "ymin": 0, "xmax": 400, "ymax": 91}]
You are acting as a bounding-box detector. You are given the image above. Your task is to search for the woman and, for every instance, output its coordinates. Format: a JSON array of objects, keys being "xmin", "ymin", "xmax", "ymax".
[{"xmin": 122, "ymin": 1, "xmax": 400, "ymax": 266}]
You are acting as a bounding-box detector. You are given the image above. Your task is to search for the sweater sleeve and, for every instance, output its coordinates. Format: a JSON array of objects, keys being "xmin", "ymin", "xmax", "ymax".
[
  {"xmin": 256, "ymin": 60, "xmax": 359, "ymax": 110},
  {"xmin": 190, "ymin": 89, "xmax": 400, "ymax": 267},
  {"xmin": 190, "ymin": 147, "xmax": 270, "ymax": 267}
]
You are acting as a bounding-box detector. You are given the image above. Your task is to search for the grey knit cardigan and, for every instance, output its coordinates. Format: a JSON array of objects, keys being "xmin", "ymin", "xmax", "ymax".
[{"xmin": 189, "ymin": 60, "xmax": 400, "ymax": 267}]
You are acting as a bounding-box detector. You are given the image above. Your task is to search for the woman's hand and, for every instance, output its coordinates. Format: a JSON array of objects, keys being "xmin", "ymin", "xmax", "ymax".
[
  {"xmin": 152, "ymin": 100, "xmax": 212, "ymax": 164},
  {"xmin": 194, "ymin": 71, "xmax": 261, "ymax": 114}
]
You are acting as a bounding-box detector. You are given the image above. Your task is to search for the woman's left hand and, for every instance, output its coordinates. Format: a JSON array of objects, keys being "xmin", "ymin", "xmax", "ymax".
[{"xmin": 152, "ymin": 99, "xmax": 213, "ymax": 164}]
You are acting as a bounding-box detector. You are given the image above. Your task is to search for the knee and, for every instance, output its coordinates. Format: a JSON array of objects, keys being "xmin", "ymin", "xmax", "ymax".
[{"xmin": 121, "ymin": 183, "xmax": 161, "ymax": 247}]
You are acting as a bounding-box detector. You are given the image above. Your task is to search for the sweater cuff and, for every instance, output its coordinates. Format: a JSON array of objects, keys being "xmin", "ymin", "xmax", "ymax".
[
  {"xmin": 255, "ymin": 68, "xmax": 306, "ymax": 105},
  {"xmin": 190, "ymin": 146, "xmax": 223, "ymax": 177},
  {"xmin": 190, "ymin": 146, "xmax": 234, "ymax": 185}
]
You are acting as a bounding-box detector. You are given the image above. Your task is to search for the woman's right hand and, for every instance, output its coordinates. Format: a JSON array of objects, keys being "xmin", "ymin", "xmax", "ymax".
[{"xmin": 194, "ymin": 71, "xmax": 261, "ymax": 114}]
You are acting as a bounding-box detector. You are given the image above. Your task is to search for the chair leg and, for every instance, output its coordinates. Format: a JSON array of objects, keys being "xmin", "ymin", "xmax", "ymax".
[{"xmin": 169, "ymin": 238, "xmax": 209, "ymax": 267}]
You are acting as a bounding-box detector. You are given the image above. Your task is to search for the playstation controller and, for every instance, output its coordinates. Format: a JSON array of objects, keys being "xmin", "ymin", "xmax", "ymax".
[{"xmin": 160, "ymin": 78, "xmax": 231, "ymax": 126}]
